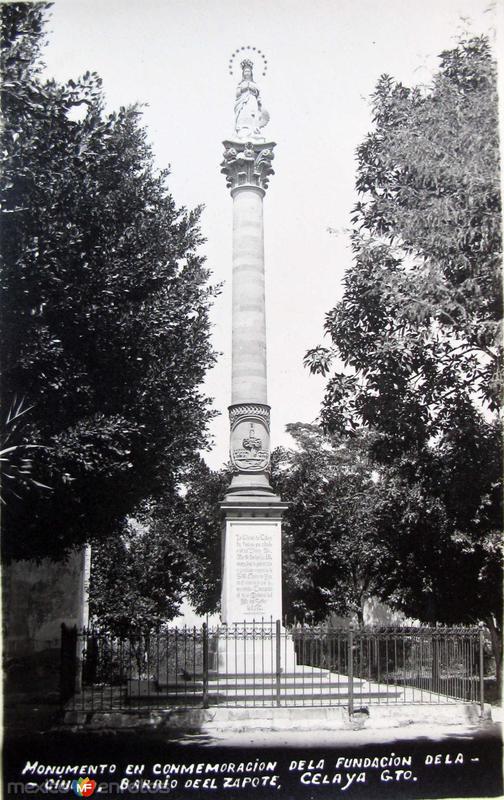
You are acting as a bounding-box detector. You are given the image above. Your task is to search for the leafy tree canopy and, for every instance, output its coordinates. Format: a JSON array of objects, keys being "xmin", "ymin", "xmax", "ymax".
[
  {"xmin": 305, "ymin": 35, "xmax": 502, "ymax": 681},
  {"xmin": 273, "ymin": 419, "xmax": 501, "ymax": 684},
  {"xmin": 272, "ymin": 423, "xmax": 389, "ymax": 624},
  {"xmin": 1, "ymin": 4, "xmax": 219, "ymax": 560},
  {"xmin": 306, "ymin": 36, "xmax": 501, "ymax": 450},
  {"xmin": 89, "ymin": 459, "xmax": 228, "ymax": 634}
]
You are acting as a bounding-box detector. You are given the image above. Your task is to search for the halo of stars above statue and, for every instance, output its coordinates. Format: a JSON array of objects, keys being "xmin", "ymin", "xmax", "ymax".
[{"xmin": 228, "ymin": 46, "xmax": 268, "ymax": 79}]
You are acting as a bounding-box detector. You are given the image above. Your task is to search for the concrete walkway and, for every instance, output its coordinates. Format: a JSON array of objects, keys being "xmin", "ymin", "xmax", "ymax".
[{"xmin": 188, "ymin": 718, "xmax": 501, "ymax": 749}]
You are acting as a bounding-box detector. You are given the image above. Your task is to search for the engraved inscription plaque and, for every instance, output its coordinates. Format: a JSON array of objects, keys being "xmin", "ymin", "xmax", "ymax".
[{"xmin": 235, "ymin": 527, "xmax": 274, "ymax": 616}]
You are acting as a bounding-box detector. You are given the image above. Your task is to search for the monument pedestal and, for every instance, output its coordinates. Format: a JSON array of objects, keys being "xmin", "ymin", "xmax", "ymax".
[
  {"xmin": 220, "ymin": 497, "xmax": 286, "ymax": 624},
  {"xmin": 215, "ymin": 628, "xmax": 297, "ymax": 674},
  {"xmin": 219, "ymin": 497, "xmax": 296, "ymax": 673}
]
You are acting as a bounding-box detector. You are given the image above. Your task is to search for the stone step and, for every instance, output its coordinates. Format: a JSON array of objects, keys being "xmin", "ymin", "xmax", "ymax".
[
  {"xmin": 155, "ymin": 675, "xmax": 366, "ymax": 691},
  {"xmin": 152, "ymin": 686, "xmax": 368, "ymax": 697},
  {"xmin": 127, "ymin": 671, "xmax": 378, "ymax": 694},
  {"xmin": 156, "ymin": 668, "xmax": 361, "ymax": 682},
  {"xmin": 126, "ymin": 676, "xmax": 402, "ymax": 703},
  {"xmin": 207, "ymin": 680, "xmax": 362, "ymax": 690},
  {"xmin": 209, "ymin": 669, "xmax": 360, "ymax": 680},
  {"xmin": 125, "ymin": 689, "xmax": 402, "ymax": 704},
  {"xmin": 128, "ymin": 682, "xmax": 366, "ymax": 695},
  {"xmin": 155, "ymin": 680, "xmax": 366, "ymax": 692},
  {"xmin": 207, "ymin": 689, "xmax": 402, "ymax": 701},
  {"xmin": 124, "ymin": 694, "xmax": 403, "ymax": 704}
]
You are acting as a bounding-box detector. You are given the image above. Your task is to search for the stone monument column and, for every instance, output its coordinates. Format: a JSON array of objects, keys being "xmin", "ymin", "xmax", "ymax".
[
  {"xmin": 219, "ymin": 56, "xmax": 288, "ymax": 639},
  {"xmin": 222, "ymin": 142, "xmax": 275, "ymax": 497}
]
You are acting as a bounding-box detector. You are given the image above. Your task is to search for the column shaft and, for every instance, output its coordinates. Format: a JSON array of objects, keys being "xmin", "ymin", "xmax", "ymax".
[
  {"xmin": 221, "ymin": 140, "xmax": 275, "ymax": 494},
  {"xmin": 231, "ymin": 186, "xmax": 267, "ymax": 405}
]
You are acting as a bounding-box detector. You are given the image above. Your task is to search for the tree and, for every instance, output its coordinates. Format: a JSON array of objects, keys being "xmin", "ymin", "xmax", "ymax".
[
  {"xmin": 89, "ymin": 459, "xmax": 229, "ymax": 633},
  {"xmin": 1, "ymin": 4, "xmax": 219, "ymax": 560},
  {"xmin": 307, "ymin": 36, "xmax": 500, "ymax": 439},
  {"xmin": 306, "ymin": 37, "xmax": 502, "ymax": 683},
  {"xmin": 272, "ymin": 424, "xmax": 389, "ymax": 623},
  {"xmin": 180, "ymin": 461, "xmax": 230, "ymax": 617},
  {"xmin": 89, "ymin": 509, "xmax": 188, "ymax": 637},
  {"xmin": 373, "ymin": 404, "xmax": 502, "ymax": 682}
]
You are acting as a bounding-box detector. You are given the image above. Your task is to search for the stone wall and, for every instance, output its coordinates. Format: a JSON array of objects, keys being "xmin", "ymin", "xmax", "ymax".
[{"xmin": 2, "ymin": 548, "xmax": 90, "ymax": 698}]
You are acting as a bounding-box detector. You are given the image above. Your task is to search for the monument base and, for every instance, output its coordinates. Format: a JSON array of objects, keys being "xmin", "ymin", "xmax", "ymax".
[
  {"xmin": 215, "ymin": 625, "xmax": 297, "ymax": 674},
  {"xmin": 220, "ymin": 496, "xmax": 288, "ymax": 625},
  {"xmin": 219, "ymin": 495, "xmax": 293, "ymax": 675}
]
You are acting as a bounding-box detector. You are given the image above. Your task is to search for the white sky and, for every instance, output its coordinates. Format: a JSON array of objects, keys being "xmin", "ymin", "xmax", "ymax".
[{"xmin": 41, "ymin": 0, "xmax": 497, "ymax": 470}]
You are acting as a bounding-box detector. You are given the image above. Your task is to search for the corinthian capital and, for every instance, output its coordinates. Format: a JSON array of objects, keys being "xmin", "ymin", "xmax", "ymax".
[{"xmin": 221, "ymin": 140, "xmax": 276, "ymax": 193}]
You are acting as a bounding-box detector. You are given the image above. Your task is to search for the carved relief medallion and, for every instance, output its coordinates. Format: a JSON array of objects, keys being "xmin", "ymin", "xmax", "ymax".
[{"xmin": 229, "ymin": 403, "xmax": 270, "ymax": 473}]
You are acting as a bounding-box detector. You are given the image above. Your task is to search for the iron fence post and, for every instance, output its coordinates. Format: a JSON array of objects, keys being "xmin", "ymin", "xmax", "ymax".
[
  {"xmin": 479, "ymin": 622, "xmax": 485, "ymax": 716},
  {"xmin": 202, "ymin": 623, "xmax": 209, "ymax": 708},
  {"xmin": 275, "ymin": 620, "xmax": 281, "ymax": 707},
  {"xmin": 348, "ymin": 623, "xmax": 354, "ymax": 717}
]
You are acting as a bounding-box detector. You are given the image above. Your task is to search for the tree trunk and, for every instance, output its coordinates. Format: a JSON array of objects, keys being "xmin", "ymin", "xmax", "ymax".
[
  {"xmin": 357, "ymin": 592, "xmax": 365, "ymax": 626},
  {"xmin": 486, "ymin": 616, "xmax": 502, "ymax": 695}
]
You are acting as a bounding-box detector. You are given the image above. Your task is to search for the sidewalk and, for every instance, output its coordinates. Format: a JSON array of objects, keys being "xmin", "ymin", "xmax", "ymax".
[
  {"xmin": 4, "ymin": 709, "xmax": 502, "ymax": 800},
  {"xmin": 189, "ymin": 717, "xmax": 501, "ymax": 749}
]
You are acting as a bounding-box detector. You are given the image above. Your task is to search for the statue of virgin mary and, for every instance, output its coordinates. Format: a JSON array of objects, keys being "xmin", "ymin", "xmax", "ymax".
[{"xmin": 234, "ymin": 59, "xmax": 269, "ymax": 139}]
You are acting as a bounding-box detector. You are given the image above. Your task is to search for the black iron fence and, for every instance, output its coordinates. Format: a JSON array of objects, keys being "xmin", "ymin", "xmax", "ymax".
[{"xmin": 61, "ymin": 622, "xmax": 484, "ymax": 713}]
